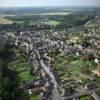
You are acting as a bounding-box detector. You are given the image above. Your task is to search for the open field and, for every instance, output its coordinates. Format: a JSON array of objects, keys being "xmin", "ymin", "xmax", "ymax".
[
  {"xmin": 22, "ymin": 12, "xmax": 73, "ymax": 16},
  {"xmin": 46, "ymin": 20, "xmax": 60, "ymax": 25},
  {"xmin": 41, "ymin": 12, "xmax": 72, "ymax": 15},
  {"xmin": 0, "ymin": 17, "xmax": 13, "ymax": 24}
]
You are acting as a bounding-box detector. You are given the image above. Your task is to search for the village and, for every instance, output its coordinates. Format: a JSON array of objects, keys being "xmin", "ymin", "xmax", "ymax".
[{"xmin": 0, "ymin": 20, "xmax": 99, "ymax": 100}]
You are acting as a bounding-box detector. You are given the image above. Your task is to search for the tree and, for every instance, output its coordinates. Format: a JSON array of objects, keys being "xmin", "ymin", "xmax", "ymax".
[{"xmin": 0, "ymin": 40, "xmax": 27, "ymax": 100}]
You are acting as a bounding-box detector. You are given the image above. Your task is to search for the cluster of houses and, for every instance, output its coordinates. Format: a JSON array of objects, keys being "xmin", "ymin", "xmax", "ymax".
[{"xmin": 0, "ymin": 23, "xmax": 100, "ymax": 100}]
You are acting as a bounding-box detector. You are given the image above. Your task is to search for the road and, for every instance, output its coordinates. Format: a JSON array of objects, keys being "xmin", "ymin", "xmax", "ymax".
[
  {"xmin": 35, "ymin": 49, "xmax": 62, "ymax": 100},
  {"xmin": 52, "ymin": 88, "xmax": 62, "ymax": 100},
  {"xmin": 35, "ymin": 49, "xmax": 58, "ymax": 88}
]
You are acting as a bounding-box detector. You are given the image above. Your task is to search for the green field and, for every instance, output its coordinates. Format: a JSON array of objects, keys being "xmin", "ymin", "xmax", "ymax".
[
  {"xmin": 46, "ymin": 20, "xmax": 60, "ymax": 25},
  {"xmin": 14, "ymin": 20, "xmax": 60, "ymax": 26}
]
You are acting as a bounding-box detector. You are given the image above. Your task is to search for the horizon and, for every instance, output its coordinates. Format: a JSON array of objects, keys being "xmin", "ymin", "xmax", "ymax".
[
  {"xmin": 0, "ymin": 6, "xmax": 100, "ymax": 9},
  {"xmin": 0, "ymin": 0, "xmax": 100, "ymax": 8}
]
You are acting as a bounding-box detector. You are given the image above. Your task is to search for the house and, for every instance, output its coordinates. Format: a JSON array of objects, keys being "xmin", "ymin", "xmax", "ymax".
[{"xmin": 85, "ymin": 83, "xmax": 97, "ymax": 90}]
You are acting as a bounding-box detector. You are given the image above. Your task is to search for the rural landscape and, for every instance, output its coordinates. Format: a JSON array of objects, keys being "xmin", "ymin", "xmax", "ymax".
[{"xmin": 0, "ymin": 3, "xmax": 100, "ymax": 100}]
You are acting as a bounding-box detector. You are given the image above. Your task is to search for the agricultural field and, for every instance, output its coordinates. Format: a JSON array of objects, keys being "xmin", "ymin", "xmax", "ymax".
[
  {"xmin": 0, "ymin": 17, "xmax": 13, "ymax": 24},
  {"xmin": 1, "ymin": 14, "xmax": 16, "ymax": 17}
]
